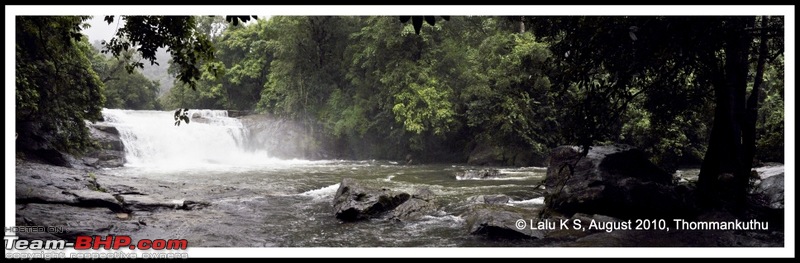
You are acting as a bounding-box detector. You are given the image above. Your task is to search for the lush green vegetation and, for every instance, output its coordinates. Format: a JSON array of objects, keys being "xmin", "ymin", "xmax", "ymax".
[
  {"xmin": 16, "ymin": 16, "xmax": 784, "ymax": 206},
  {"xmin": 16, "ymin": 16, "xmax": 105, "ymax": 154},
  {"xmin": 16, "ymin": 16, "xmax": 215, "ymax": 155},
  {"xmin": 157, "ymin": 16, "xmax": 784, "ymax": 168},
  {"xmin": 85, "ymin": 46, "xmax": 162, "ymax": 110}
]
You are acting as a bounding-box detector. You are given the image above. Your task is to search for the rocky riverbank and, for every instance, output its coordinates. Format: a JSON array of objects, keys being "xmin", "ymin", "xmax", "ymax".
[
  {"xmin": 14, "ymin": 144, "xmax": 784, "ymax": 247},
  {"xmin": 14, "ymin": 160, "xmax": 297, "ymax": 246},
  {"xmin": 457, "ymin": 145, "xmax": 784, "ymax": 246},
  {"xmin": 328, "ymin": 144, "xmax": 784, "ymax": 246}
]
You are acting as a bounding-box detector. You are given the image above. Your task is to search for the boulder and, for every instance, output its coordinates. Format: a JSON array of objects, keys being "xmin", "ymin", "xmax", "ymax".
[
  {"xmin": 119, "ymin": 195, "xmax": 206, "ymax": 211},
  {"xmin": 88, "ymin": 123, "xmax": 124, "ymax": 151},
  {"xmin": 755, "ymin": 173, "xmax": 784, "ymax": 209},
  {"xmin": 390, "ymin": 188, "xmax": 438, "ymax": 221},
  {"xmin": 189, "ymin": 114, "xmax": 212, "ymax": 124},
  {"xmin": 463, "ymin": 204, "xmax": 543, "ymax": 239},
  {"xmin": 411, "ymin": 187, "xmax": 435, "ymax": 201},
  {"xmin": 15, "ymin": 121, "xmax": 125, "ymax": 168},
  {"xmin": 456, "ymin": 169, "xmax": 501, "ymax": 180},
  {"xmin": 544, "ymin": 145, "xmax": 683, "ymax": 219},
  {"xmin": 83, "ymin": 122, "xmax": 126, "ymax": 168},
  {"xmin": 15, "ymin": 121, "xmax": 73, "ymax": 167},
  {"xmin": 33, "ymin": 149, "xmax": 72, "ymax": 167},
  {"xmin": 331, "ymin": 179, "xmax": 438, "ymax": 222},
  {"xmin": 332, "ymin": 178, "xmax": 410, "ymax": 221},
  {"xmin": 90, "ymin": 123, "xmax": 120, "ymax": 136},
  {"xmin": 390, "ymin": 198, "xmax": 436, "ymax": 221},
  {"xmin": 466, "ymin": 194, "xmax": 511, "ymax": 205}
]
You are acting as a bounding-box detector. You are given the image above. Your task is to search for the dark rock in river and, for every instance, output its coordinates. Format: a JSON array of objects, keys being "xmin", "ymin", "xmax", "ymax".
[
  {"xmin": 332, "ymin": 178, "xmax": 411, "ymax": 221},
  {"xmin": 467, "ymin": 142, "xmax": 546, "ymax": 167},
  {"xmin": 332, "ymin": 179, "xmax": 438, "ymax": 222},
  {"xmin": 190, "ymin": 115, "xmax": 209, "ymax": 124},
  {"xmin": 456, "ymin": 169, "xmax": 501, "ymax": 180},
  {"xmin": 754, "ymin": 173, "xmax": 784, "ymax": 210},
  {"xmin": 120, "ymin": 195, "xmax": 183, "ymax": 211},
  {"xmin": 390, "ymin": 188, "xmax": 438, "ymax": 221},
  {"xmin": 466, "ymin": 194, "xmax": 511, "ymax": 205},
  {"xmin": 81, "ymin": 122, "xmax": 125, "ymax": 168},
  {"xmin": 463, "ymin": 204, "xmax": 543, "ymax": 239},
  {"xmin": 544, "ymin": 145, "xmax": 685, "ymax": 219}
]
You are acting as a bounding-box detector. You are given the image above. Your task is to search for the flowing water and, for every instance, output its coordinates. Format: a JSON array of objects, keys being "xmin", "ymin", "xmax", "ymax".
[{"xmin": 100, "ymin": 109, "xmax": 549, "ymax": 247}]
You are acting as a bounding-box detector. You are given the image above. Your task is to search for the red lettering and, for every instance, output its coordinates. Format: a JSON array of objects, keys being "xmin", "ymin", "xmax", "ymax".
[
  {"xmin": 113, "ymin": 236, "xmax": 131, "ymax": 249},
  {"xmin": 138, "ymin": 239, "xmax": 151, "ymax": 250},
  {"xmin": 167, "ymin": 239, "xmax": 188, "ymax": 250},
  {"xmin": 150, "ymin": 239, "xmax": 166, "ymax": 250},
  {"xmin": 74, "ymin": 236, "xmax": 92, "ymax": 250},
  {"xmin": 92, "ymin": 235, "xmax": 114, "ymax": 249}
]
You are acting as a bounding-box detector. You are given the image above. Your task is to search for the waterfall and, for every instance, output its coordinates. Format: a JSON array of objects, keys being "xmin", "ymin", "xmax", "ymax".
[{"xmin": 102, "ymin": 109, "xmax": 272, "ymax": 168}]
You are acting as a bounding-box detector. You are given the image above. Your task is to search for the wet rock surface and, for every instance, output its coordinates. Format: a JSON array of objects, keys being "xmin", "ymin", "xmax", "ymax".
[
  {"xmin": 463, "ymin": 204, "xmax": 544, "ymax": 239},
  {"xmin": 332, "ymin": 178, "xmax": 411, "ymax": 221},
  {"xmin": 79, "ymin": 122, "xmax": 126, "ymax": 168},
  {"xmin": 15, "ymin": 162, "xmax": 259, "ymax": 246},
  {"xmin": 466, "ymin": 194, "xmax": 511, "ymax": 205},
  {"xmin": 544, "ymin": 145, "xmax": 686, "ymax": 219},
  {"xmin": 754, "ymin": 173, "xmax": 784, "ymax": 210},
  {"xmin": 455, "ymin": 169, "xmax": 502, "ymax": 180},
  {"xmin": 390, "ymin": 188, "xmax": 438, "ymax": 221},
  {"xmin": 332, "ymin": 178, "xmax": 438, "ymax": 222},
  {"xmin": 15, "ymin": 160, "xmax": 783, "ymax": 247}
]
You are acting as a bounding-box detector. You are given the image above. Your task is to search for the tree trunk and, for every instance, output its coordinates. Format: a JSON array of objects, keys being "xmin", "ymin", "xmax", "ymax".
[
  {"xmin": 742, "ymin": 15, "xmax": 770, "ymax": 192},
  {"xmin": 697, "ymin": 17, "xmax": 754, "ymax": 209}
]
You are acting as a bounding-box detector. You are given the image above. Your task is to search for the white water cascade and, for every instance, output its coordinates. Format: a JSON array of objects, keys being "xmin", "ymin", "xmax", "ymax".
[{"xmin": 102, "ymin": 109, "xmax": 277, "ymax": 168}]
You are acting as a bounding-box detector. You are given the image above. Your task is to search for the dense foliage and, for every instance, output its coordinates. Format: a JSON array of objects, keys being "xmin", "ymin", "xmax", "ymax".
[
  {"xmin": 16, "ymin": 15, "xmax": 784, "ymax": 189},
  {"xmin": 86, "ymin": 47, "xmax": 162, "ymax": 110},
  {"xmin": 16, "ymin": 15, "xmax": 214, "ymax": 155},
  {"xmin": 527, "ymin": 16, "xmax": 784, "ymax": 206},
  {"xmin": 16, "ymin": 16, "xmax": 105, "ymax": 154}
]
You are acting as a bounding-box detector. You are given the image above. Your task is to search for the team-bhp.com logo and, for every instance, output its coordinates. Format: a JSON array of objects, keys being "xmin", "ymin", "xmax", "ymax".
[{"xmin": 5, "ymin": 234, "xmax": 188, "ymax": 259}]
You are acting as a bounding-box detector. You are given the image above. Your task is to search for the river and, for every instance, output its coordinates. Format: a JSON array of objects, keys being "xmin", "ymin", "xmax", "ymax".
[{"xmin": 100, "ymin": 109, "xmax": 549, "ymax": 247}]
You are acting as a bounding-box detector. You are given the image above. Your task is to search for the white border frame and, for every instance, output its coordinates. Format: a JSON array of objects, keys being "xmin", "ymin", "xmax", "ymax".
[{"xmin": 6, "ymin": 5, "xmax": 795, "ymax": 258}]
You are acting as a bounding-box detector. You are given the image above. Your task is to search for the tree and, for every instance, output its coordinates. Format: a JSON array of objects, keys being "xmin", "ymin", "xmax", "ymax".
[
  {"xmin": 255, "ymin": 16, "xmax": 358, "ymax": 156},
  {"xmin": 529, "ymin": 16, "xmax": 784, "ymax": 209},
  {"xmin": 86, "ymin": 46, "xmax": 161, "ymax": 110},
  {"xmin": 344, "ymin": 17, "xmax": 456, "ymax": 155},
  {"xmin": 459, "ymin": 22, "xmax": 557, "ymax": 156},
  {"xmin": 215, "ymin": 18, "xmax": 272, "ymax": 110},
  {"xmin": 160, "ymin": 16, "xmax": 230, "ymax": 110},
  {"xmin": 16, "ymin": 16, "xmax": 105, "ymax": 154},
  {"xmin": 16, "ymin": 15, "xmax": 224, "ymax": 159},
  {"xmin": 755, "ymin": 55, "xmax": 784, "ymax": 163},
  {"xmin": 101, "ymin": 16, "xmax": 217, "ymax": 91}
]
